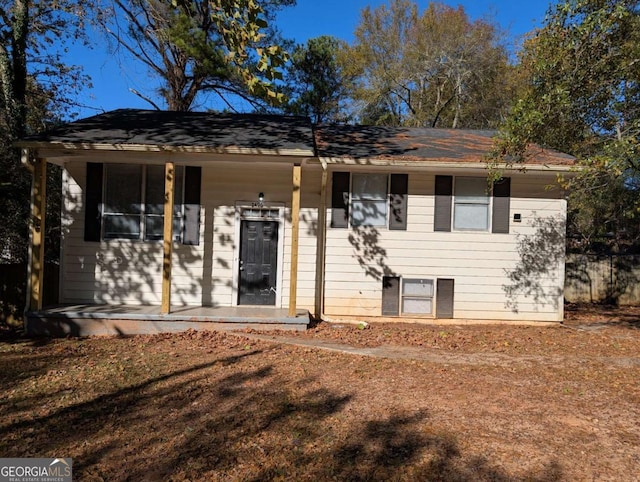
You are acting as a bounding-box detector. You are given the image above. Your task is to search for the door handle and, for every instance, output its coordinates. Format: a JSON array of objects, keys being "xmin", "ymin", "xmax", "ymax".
[{"xmin": 239, "ymin": 259, "xmax": 244, "ymax": 271}]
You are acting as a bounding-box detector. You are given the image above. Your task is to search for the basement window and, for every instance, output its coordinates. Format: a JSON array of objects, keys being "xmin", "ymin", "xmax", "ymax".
[{"xmin": 401, "ymin": 278, "xmax": 434, "ymax": 315}]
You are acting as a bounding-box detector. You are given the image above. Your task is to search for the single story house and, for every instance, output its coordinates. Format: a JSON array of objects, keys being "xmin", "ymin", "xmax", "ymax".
[{"xmin": 17, "ymin": 109, "xmax": 575, "ymax": 335}]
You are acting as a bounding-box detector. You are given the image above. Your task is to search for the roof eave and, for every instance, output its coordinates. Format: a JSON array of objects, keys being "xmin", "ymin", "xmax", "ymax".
[
  {"xmin": 15, "ymin": 141, "xmax": 315, "ymax": 158},
  {"xmin": 315, "ymin": 156, "xmax": 577, "ymax": 172}
]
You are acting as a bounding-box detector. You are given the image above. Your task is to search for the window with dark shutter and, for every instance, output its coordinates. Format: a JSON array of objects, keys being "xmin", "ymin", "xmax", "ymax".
[
  {"xmin": 389, "ymin": 174, "xmax": 408, "ymax": 230},
  {"xmin": 434, "ymin": 175, "xmax": 452, "ymax": 232},
  {"xmin": 331, "ymin": 172, "xmax": 350, "ymax": 228},
  {"xmin": 401, "ymin": 278, "xmax": 434, "ymax": 314},
  {"xmin": 492, "ymin": 177, "xmax": 511, "ymax": 234},
  {"xmin": 84, "ymin": 163, "xmax": 201, "ymax": 243},
  {"xmin": 436, "ymin": 278, "xmax": 454, "ymax": 319},
  {"xmin": 454, "ymin": 177, "xmax": 490, "ymax": 231},
  {"xmin": 331, "ymin": 172, "xmax": 408, "ymax": 229},
  {"xmin": 84, "ymin": 162, "xmax": 103, "ymax": 242},
  {"xmin": 382, "ymin": 276, "xmax": 400, "ymax": 316}
]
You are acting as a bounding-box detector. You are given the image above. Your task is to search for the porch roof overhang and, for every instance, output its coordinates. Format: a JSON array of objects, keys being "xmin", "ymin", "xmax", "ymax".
[
  {"xmin": 17, "ymin": 141, "xmax": 316, "ymax": 164},
  {"xmin": 15, "ymin": 108, "xmax": 316, "ymax": 161}
]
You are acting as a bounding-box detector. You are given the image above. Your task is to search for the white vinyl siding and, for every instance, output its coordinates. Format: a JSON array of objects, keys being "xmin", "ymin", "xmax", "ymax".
[
  {"xmin": 60, "ymin": 160, "xmax": 566, "ymax": 322},
  {"xmin": 323, "ymin": 171, "xmax": 567, "ymax": 322},
  {"xmin": 60, "ymin": 159, "xmax": 320, "ymax": 310}
]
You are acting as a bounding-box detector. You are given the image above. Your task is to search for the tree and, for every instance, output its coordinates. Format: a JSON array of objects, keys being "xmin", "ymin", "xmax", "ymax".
[
  {"xmin": 283, "ymin": 35, "xmax": 351, "ymax": 123},
  {"xmin": 0, "ymin": 0, "xmax": 92, "ymax": 264},
  {"xmin": 496, "ymin": 0, "xmax": 640, "ymax": 161},
  {"xmin": 495, "ymin": 0, "xmax": 640, "ymax": 253},
  {"xmin": 99, "ymin": 0, "xmax": 293, "ymax": 111},
  {"xmin": 343, "ymin": 0, "xmax": 511, "ymax": 128}
]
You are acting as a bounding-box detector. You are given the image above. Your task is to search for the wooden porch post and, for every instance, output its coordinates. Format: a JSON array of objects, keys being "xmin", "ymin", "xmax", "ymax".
[
  {"xmin": 29, "ymin": 157, "xmax": 47, "ymax": 311},
  {"xmin": 314, "ymin": 168, "xmax": 328, "ymax": 319},
  {"xmin": 288, "ymin": 163, "xmax": 302, "ymax": 317},
  {"xmin": 161, "ymin": 161, "xmax": 175, "ymax": 314}
]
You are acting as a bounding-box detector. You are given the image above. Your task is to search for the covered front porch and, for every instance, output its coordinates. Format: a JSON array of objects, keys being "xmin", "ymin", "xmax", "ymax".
[
  {"xmin": 26, "ymin": 304, "xmax": 312, "ymax": 337},
  {"xmin": 16, "ymin": 111, "xmax": 326, "ymax": 336}
]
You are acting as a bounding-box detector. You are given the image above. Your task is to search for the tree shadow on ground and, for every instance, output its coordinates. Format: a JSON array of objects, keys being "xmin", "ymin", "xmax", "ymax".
[{"xmin": 1, "ymin": 337, "xmax": 564, "ymax": 481}]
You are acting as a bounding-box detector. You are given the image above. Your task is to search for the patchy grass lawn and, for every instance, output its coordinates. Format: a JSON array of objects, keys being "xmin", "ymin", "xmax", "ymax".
[{"xmin": 1, "ymin": 305, "xmax": 639, "ymax": 481}]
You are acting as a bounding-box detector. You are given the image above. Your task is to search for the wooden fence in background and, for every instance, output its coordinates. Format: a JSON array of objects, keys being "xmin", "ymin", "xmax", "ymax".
[{"xmin": 565, "ymin": 254, "xmax": 640, "ymax": 305}]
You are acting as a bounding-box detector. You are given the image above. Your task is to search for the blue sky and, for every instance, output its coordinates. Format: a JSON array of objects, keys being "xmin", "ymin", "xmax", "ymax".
[{"xmin": 69, "ymin": 0, "xmax": 556, "ymax": 118}]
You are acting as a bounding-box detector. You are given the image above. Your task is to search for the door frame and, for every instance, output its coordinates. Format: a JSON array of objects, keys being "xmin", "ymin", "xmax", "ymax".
[{"xmin": 231, "ymin": 201, "xmax": 285, "ymax": 307}]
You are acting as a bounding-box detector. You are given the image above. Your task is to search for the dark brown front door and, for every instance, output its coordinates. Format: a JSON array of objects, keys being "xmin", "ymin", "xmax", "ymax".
[{"xmin": 238, "ymin": 220, "xmax": 278, "ymax": 305}]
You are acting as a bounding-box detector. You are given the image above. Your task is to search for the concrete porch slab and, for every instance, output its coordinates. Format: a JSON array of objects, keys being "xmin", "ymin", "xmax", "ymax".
[{"xmin": 26, "ymin": 304, "xmax": 311, "ymax": 337}]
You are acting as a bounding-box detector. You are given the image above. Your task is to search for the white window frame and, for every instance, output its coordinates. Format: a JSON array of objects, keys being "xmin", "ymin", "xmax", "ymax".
[
  {"xmin": 101, "ymin": 164, "xmax": 185, "ymax": 242},
  {"xmin": 350, "ymin": 173, "xmax": 389, "ymax": 228},
  {"xmin": 453, "ymin": 176, "xmax": 492, "ymax": 232},
  {"xmin": 401, "ymin": 278, "xmax": 435, "ymax": 316}
]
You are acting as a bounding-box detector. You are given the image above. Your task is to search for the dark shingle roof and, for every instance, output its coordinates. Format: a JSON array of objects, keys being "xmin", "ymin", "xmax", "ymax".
[
  {"xmin": 21, "ymin": 109, "xmax": 315, "ymax": 154},
  {"xmin": 314, "ymin": 125, "xmax": 575, "ymax": 166},
  {"xmin": 19, "ymin": 109, "xmax": 575, "ymax": 167}
]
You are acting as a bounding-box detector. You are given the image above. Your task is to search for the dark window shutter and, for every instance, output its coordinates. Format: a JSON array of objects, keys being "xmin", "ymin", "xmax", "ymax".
[
  {"xmin": 492, "ymin": 177, "xmax": 510, "ymax": 234},
  {"xmin": 182, "ymin": 166, "xmax": 201, "ymax": 245},
  {"xmin": 436, "ymin": 278, "xmax": 454, "ymax": 319},
  {"xmin": 84, "ymin": 162, "xmax": 103, "ymax": 242},
  {"xmin": 389, "ymin": 174, "xmax": 408, "ymax": 230},
  {"xmin": 434, "ymin": 175, "xmax": 452, "ymax": 232},
  {"xmin": 382, "ymin": 276, "xmax": 400, "ymax": 316},
  {"xmin": 331, "ymin": 172, "xmax": 350, "ymax": 228}
]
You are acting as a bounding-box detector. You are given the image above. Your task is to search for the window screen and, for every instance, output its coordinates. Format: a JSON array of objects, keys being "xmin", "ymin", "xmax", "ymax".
[
  {"xmin": 401, "ymin": 278, "xmax": 434, "ymax": 315},
  {"xmin": 103, "ymin": 164, "xmax": 142, "ymax": 239},
  {"xmin": 453, "ymin": 177, "xmax": 490, "ymax": 231},
  {"xmin": 351, "ymin": 173, "xmax": 388, "ymax": 227},
  {"xmin": 102, "ymin": 164, "xmax": 185, "ymax": 241}
]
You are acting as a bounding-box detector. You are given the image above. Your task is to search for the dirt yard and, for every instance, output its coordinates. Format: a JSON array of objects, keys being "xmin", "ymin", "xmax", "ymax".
[{"xmin": 1, "ymin": 304, "xmax": 639, "ymax": 481}]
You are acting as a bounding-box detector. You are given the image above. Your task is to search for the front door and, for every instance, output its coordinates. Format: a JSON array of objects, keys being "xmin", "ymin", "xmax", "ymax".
[{"xmin": 238, "ymin": 220, "xmax": 279, "ymax": 305}]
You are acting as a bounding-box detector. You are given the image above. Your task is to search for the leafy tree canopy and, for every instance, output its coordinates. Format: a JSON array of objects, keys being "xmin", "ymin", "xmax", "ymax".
[
  {"xmin": 496, "ymin": 0, "xmax": 640, "ymax": 163},
  {"xmin": 282, "ymin": 35, "xmax": 351, "ymax": 123},
  {"xmin": 101, "ymin": 0, "xmax": 294, "ymax": 111},
  {"xmin": 0, "ymin": 0, "xmax": 93, "ymax": 264},
  {"xmin": 342, "ymin": 0, "xmax": 512, "ymax": 128},
  {"xmin": 496, "ymin": 0, "xmax": 640, "ymax": 253}
]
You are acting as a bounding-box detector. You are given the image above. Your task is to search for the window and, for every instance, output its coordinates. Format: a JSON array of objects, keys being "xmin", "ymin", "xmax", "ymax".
[
  {"xmin": 382, "ymin": 276, "xmax": 439, "ymax": 316},
  {"xmin": 102, "ymin": 164, "xmax": 185, "ymax": 241},
  {"xmin": 351, "ymin": 173, "xmax": 388, "ymax": 227},
  {"xmin": 331, "ymin": 172, "xmax": 408, "ymax": 229},
  {"xmin": 103, "ymin": 164, "xmax": 142, "ymax": 240},
  {"xmin": 453, "ymin": 177, "xmax": 490, "ymax": 231},
  {"xmin": 143, "ymin": 165, "xmax": 184, "ymax": 241},
  {"xmin": 401, "ymin": 278, "xmax": 434, "ymax": 315},
  {"xmin": 434, "ymin": 175, "xmax": 510, "ymax": 234},
  {"xmin": 85, "ymin": 163, "xmax": 201, "ymax": 244}
]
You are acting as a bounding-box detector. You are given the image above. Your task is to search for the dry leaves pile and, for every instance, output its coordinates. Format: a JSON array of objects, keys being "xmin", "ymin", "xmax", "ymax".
[{"xmin": 0, "ymin": 304, "xmax": 638, "ymax": 481}]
